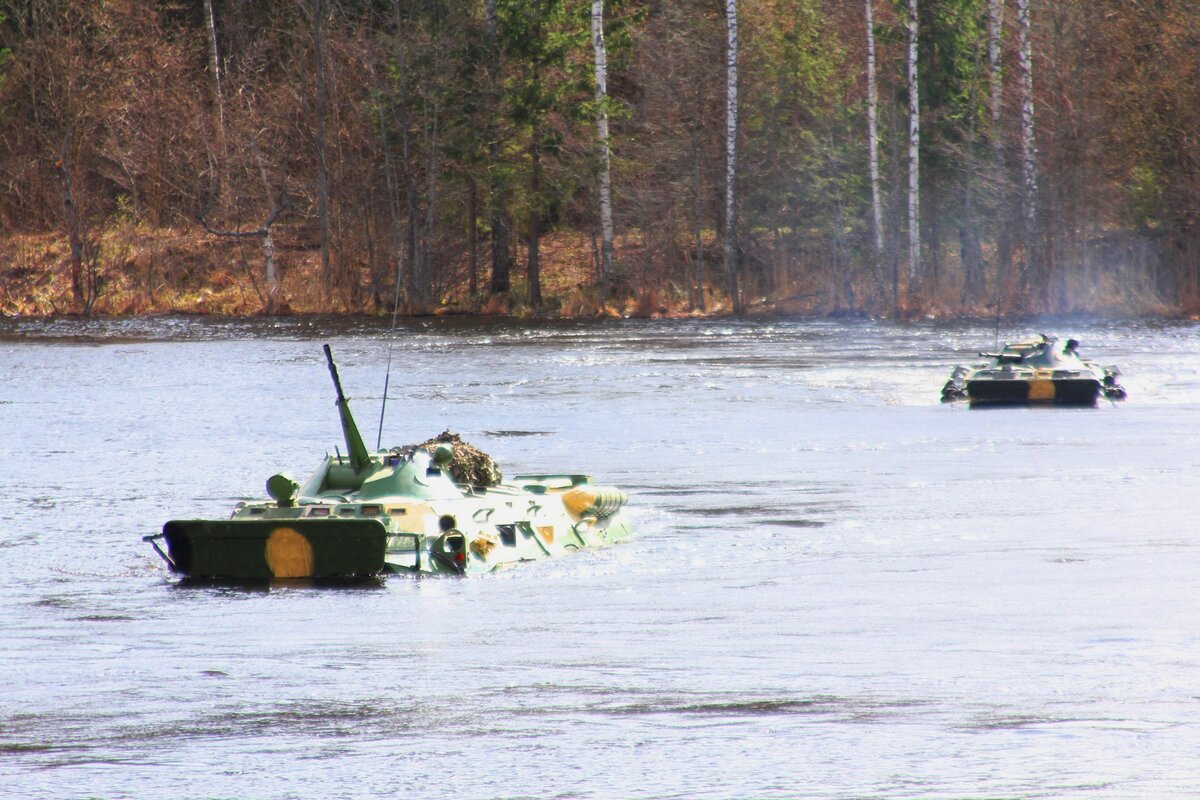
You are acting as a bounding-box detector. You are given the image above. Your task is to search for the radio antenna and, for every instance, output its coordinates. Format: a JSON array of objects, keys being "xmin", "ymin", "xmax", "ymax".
[{"xmin": 376, "ymin": 257, "xmax": 405, "ymax": 450}]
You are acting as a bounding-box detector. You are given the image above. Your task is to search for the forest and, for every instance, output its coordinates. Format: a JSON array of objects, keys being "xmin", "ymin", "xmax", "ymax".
[{"xmin": 1, "ymin": 0, "xmax": 1198, "ymax": 318}]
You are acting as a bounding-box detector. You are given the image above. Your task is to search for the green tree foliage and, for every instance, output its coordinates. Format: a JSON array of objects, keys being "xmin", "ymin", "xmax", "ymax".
[
  {"xmin": 739, "ymin": 0, "xmax": 861, "ymax": 306},
  {"xmin": 915, "ymin": 0, "xmax": 991, "ymax": 301}
]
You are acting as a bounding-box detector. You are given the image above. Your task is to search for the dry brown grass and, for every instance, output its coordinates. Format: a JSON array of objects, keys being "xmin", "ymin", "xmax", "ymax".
[{"xmin": 1, "ymin": 224, "xmax": 1186, "ymax": 320}]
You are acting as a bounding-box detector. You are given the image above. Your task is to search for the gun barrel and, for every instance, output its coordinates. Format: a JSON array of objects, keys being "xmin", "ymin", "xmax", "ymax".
[
  {"xmin": 323, "ymin": 344, "xmax": 372, "ymax": 472},
  {"xmin": 324, "ymin": 344, "xmax": 347, "ymax": 402}
]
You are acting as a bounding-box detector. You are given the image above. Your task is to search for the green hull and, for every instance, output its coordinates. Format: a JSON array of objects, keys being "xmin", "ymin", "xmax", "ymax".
[{"xmin": 150, "ymin": 518, "xmax": 388, "ymax": 580}]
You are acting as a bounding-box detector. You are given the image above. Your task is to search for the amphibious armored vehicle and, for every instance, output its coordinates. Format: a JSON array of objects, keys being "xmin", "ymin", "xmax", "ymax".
[
  {"xmin": 941, "ymin": 335, "xmax": 1126, "ymax": 406},
  {"xmin": 145, "ymin": 345, "xmax": 632, "ymax": 579}
]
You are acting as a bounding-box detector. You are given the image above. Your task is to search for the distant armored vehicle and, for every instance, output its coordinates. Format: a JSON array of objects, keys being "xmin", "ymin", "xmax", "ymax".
[
  {"xmin": 941, "ymin": 335, "xmax": 1126, "ymax": 406},
  {"xmin": 145, "ymin": 345, "xmax": 631, "ymax": 579}
]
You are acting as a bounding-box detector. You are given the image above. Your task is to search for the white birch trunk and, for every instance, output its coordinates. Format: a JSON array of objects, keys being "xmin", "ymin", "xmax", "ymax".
[
  {"xmin": 423, "ymin": 95, "xmax": 439, "ymax": 307},
  {"xmin": 264, "ymin": 228, "xmax": 278, "ymax": 308},
  {"xmin": 484, "ymin": 0, "xmax": 512, "ymax": 295},
  {"xmin": 253, "ymin": 144, "xmax": 280, "ymax": 310},
  {"xmin": 312, "ymin": 0, "xmax": 332, "ymax": 292},
  {"xmin": 692, "ymin": 139, "xmax": 705, "ymax": 311},
  {"xmin": 1016, "ymin": 0, "xmax": 1037, "ymax": 237},
  {"xmin": 203, "ymin": 0, "xmax": 229, "ymax": 204},
  {"xmin": 865, "ymin": 0, "xmax": 884, "ymax": 256},
  {"xmin": 724, "ymin": 0, "xmax": 740, "ymax": 313},
  {"xmin": 906, "ymin": 0, "xmax": 920, "ymax": 285},
  {"xmin": 203, "ymin": 0, "xmax": 225, "ymax": 138},
  {"xmin": 987, "ymin": 0, "xmax": 1004, "ymax": 155},
  {"xmin": 591, "ymin": 0, "xmax": 615, "ymax": 295}
]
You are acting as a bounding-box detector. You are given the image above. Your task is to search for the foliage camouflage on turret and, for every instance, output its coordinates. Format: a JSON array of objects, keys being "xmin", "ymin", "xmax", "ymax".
[{"xmin": 416, "ymin": 431, "xmax": 502, "ymax": 488}]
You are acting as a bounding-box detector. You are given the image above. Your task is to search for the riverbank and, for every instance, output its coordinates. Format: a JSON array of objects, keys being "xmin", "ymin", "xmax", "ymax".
[
  {"xmin": 1, "ymin": 225, "xmax": 1184, "ymax": 320},
  {"xmin": 0, "ymin": 225, "xmax": 747, "ymax": 320}
]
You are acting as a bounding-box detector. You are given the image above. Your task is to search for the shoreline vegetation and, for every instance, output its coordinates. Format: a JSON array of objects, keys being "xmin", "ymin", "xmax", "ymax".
[
  {"xmin": 0, "ymin": 225, "xmax": 1183, "ymax": 321},
  {"xmin": 4, "ymin": 4, "xmax": 1200, "ymax": 321}
]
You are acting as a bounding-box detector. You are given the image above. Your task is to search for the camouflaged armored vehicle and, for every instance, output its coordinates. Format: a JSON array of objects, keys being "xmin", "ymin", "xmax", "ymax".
[
  {"xmin": 145, "ymin": 345, "xmax": 631, "ymax": 579},
  {"xmin": 941, "ymin": 334, "xmax": 1126, "ymax": 406}
]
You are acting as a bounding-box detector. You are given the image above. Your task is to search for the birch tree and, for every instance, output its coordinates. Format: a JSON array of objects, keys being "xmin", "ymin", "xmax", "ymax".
[
  {"xmin": 202, "ymin": 196, "xmax": 288, "ymax": 308},
  {"xmin": 724, "ymin": 0, "xmax": 741, "ymax": 314},
  {"xmin": 592, "ymin": 0, "xmax": 615, "ymax": 298},
  {"xmin": 959, "ymin": 17, "xmax": 986, "ymax": 301},
  {"xmin": 988, "ymin": 0, "xmax": 1004, "ymax": 156},
  {"xmin": 527, "ymin": 7, "xmax": 544, "ymax": 313},
  {"xmin": 202, "ymin": 0, "xmax": 228, "ymax": 199},
  {"xmin": 987, "ymin": 0, "xmax": 1013, "ymax": 291},
  {"xmin": 905, "ymin": 0, "xmax": 920, "ymax": 292},
  {"xmin": 55, "ymin": 141, "xmax": 87, "ymax": 310},
  {"xmin": 864, "ymin": 0, "xmax": 886, "ymax": 301},
  {"xmin": 484, "ymin": 0, "xmax": 512, "ymax": 296},
  {"xmin": 421, "ymin": 91, "xmax": 439, "ymax": 309},
  {"xmin": 309, "ymin": 0, "xmax": 332, "ymax": 293},
  {"xmin": 1016, "ymin": 0, "xmax": 1038, "ymax": 277}
]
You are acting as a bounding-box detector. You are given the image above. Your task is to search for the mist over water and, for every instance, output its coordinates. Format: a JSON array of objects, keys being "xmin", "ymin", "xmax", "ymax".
[{"xmin": 2, "ymin": 316, "xmax": 1199, "ymax": 798}]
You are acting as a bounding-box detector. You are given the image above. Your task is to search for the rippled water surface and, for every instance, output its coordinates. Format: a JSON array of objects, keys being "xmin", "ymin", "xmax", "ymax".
[{"xmin": 3, "ymin": 316, "xmax": 1200, "ymax": 799}]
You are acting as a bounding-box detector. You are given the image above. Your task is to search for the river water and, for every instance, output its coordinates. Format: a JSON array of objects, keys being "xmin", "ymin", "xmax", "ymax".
[{"xmin": 2, "ymin": 315, "xmax": 1199, "ymax": 799}]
